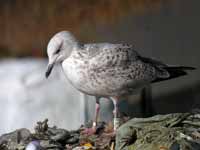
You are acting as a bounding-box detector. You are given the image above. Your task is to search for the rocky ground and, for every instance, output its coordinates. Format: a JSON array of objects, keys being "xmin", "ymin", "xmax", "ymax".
[
  {"xmin": 1, "ymin": 111, "xmax": 200, "ymax": 150},
  {"xmin": 0, "ymin": 119, "xmax": 116, "ymax": 150}
]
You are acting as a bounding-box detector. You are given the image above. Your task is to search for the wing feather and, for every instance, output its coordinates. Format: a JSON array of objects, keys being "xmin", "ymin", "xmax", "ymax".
[{"xmin": 87, "ymin": 43, "xmax": 139, "ymax": 69}]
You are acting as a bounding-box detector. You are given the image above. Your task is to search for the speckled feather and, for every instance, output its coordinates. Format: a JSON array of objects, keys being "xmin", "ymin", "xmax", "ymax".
[
  {"xmin": 62, "ymin": 43, "xmax": 162, "ymax": 97},
  {"xmin": 47, "ymin": 31, "xmax": 194, "ymax": 97}
]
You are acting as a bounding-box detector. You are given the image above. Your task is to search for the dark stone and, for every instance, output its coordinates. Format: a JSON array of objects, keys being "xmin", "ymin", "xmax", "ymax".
[{"xmin": 0, "ymin": 128, "xmax": 31, "ymax": 150}]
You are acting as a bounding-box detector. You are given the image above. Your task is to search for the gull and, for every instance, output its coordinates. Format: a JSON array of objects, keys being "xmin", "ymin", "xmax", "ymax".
[{"xmin": 45, "ymin": 31, "xmax": 195, "ymax": 132}]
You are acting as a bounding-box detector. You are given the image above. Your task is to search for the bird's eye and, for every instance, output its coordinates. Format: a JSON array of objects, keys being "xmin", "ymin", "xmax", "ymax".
[{"xmin": 55, "ymin": 49, "xmax": 61, "ymax": 54}]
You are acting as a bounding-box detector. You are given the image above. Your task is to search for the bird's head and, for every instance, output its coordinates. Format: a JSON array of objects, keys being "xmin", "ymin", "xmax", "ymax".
[{"xmin": 45, "ymin": 31, "xmax": 78, "ymax": 78}]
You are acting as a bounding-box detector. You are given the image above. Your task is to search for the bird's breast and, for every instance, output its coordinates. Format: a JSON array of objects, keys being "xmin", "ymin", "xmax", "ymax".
[
  {"xmin": 62, "ymin": 57, "xmax": 89, "ymax": 90},
  {"xmin": 61, "ymin": 57, "xmax": 112, "ymax": 96}
]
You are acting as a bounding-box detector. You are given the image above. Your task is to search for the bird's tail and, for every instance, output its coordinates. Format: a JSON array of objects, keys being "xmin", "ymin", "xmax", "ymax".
[
  {"xmin": 138, "ymin": 56, "xmax": 196, "ymax": 82},
  {"xmin": 164, "ymin": 66, "xmax": 195, "ymax": 78},
  {"xmin": 153, "ymin": 66, "xmax": 196, "ymax": 83}
]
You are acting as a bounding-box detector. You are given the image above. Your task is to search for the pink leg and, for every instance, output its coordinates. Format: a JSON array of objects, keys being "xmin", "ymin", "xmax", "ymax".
[
  {"xmin": 82, "ymin": 97, "xmax": 100, "ymax": 135},
  {"xmin": 93, "ymin": 97, "xmax": 100, "ymax": 128}
]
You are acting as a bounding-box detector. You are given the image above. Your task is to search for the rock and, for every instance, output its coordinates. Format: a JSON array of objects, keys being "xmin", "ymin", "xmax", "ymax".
[
  {"xmin": 25, "ymin": 141, "xmax": 42, "ymax": 150},
  {"xmin": 33, "ymin": 119, "xmax": 71, "ymax": 143},
  {"xmin": 0, "ymin": 128, "xmax": 31, "ymax": 150},
  {"xmin": 116, "ymin": 112, "xmax": 200, "ymax": 150},
  {"xmin": 39, "ymin": 140, "xmax": 63, "ymax": 150},
  {"xmin": 65, "ymin": 132, "xmax": 79, "ymax": 144},
  {"xmin": 48, "ymin": 127, "xmax": 71, "ymax": 142}
]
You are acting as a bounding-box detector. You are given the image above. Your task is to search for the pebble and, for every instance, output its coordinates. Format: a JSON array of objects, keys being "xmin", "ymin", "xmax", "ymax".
[{"xmin": 25, "ymin": 141, "xmax": 42, "ymax": 150}]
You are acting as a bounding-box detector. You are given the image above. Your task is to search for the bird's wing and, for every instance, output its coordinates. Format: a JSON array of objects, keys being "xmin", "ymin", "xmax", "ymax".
[
  {"xmin": 86, "ymin": 43, "xmax": 139, "ymax": 69},
  {"xmin": 86, "ymin": 43, "xmax": 175, "ymax": 84},
  {"xmin": 86, "ymin": 43, "xmax": 157, "ymax": 95}
]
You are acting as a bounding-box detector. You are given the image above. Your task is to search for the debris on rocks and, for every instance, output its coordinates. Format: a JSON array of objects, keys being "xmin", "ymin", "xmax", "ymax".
[
  {"xmin": 0, "ymin": 128, "xmax": 31, "ymax": 150},
  {"xmin": 0, "ymin": 119, "xmax": 115, "ymax": 150},
  {"xmin": 1, "ymin": 111, "xmax": 200, "ymax": 150},
  {"xmin": 115, "ymin": 112, "xmax": 200, "ymax": 150}
]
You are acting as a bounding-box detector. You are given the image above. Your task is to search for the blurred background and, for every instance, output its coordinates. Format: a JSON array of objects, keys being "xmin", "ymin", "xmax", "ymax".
[{"xmin": 0, "ymin": 0, "xmax": 199, "ymax": 134}]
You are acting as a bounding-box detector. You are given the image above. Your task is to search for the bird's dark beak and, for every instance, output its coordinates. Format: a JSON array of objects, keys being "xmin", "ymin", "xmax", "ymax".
[{"xmin": 45, "ymin": 63, "xmax": 54, "ymax": 78}]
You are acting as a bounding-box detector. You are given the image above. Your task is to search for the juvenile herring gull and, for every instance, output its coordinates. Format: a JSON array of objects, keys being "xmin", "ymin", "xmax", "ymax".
[{"xmin": 45, "ymin": 31, "xmax": 195, "ymax": 131}]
